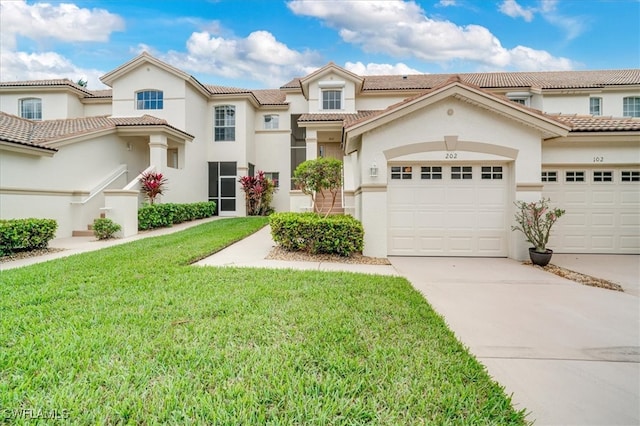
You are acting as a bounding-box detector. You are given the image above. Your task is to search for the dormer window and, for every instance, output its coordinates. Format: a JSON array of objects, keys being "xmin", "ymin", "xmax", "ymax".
[
  {"xmin": 322, "ymin": 90, "xmax": 342, "ymax": 110},
  {"xmin": 318, "ymin": 80, "xmax": 345, "ymax": 111},
  {"xmin": 136, "ymin": 90, "xmax": 163, "ymax": 110},
  {"xmin": 506, "ymin": 92, "xmax": 531, "ymax": 107},
  {"xmin": 19, "ymin": 98, "xmax": 42, "ymax": 120}
]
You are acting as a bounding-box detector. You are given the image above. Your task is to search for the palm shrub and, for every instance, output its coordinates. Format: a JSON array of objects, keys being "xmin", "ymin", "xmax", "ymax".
[
  {"xmin": 512, "ymin": 198, "xmax": 565, "ymax": 253},
  {"xmin": 239, "ymin": 171, "xmax": 276, "ymax": 216},
  {"xmin": 139, "ymin": 171, "xmax": 168, "ymax": 204}
]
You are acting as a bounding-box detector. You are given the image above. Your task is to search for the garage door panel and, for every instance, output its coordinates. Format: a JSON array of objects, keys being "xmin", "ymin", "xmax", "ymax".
[
  {"xmin": 543, "ymin": 167, "xmax": 640, "ymax": 254},
  {"xmin": 388, "ymin": 164, "xmax": 508, "ymax": 257}
]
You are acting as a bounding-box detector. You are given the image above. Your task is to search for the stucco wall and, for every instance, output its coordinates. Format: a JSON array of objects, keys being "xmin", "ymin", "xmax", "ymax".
[{"xmin": 0, "ymin": 91, "xmax": 84, "ymax": 119}]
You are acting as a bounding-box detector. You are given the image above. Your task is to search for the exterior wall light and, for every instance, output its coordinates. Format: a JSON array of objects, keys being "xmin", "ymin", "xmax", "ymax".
[{"xmin": 370, "ymin": 162, "xmax": 378, "ymax": 177}]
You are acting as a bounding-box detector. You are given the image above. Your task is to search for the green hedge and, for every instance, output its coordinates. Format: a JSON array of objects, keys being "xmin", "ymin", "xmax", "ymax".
[
  {"xmin": 138, "ymin": 201, "xmax": 216, "ymax": 231},
  {"xmin": 93, "ymin": 218, "xmax": 122, "ymax": 240},
  {"xmin": 269, "ymin": 212, "xmax": 364, "ymax": 256},
  {"xmin": 0, "ymin": 218, "xmax": 58, "ymax": 256}
]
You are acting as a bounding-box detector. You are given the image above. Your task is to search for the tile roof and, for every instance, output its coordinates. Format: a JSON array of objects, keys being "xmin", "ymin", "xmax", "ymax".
[
  {"xmin": 0, "ymin": 112, "xmax": 192, "ymax": 149},
  {"xmin": 298, "ymin": 111, "xmax": 379, "ymax": 126},
  {"xmin": 551, "ymin": 114, "xmax": 640, "ymax": 131},
  {"xmin": 283, "ymin": 69, "xmax": 640, "ymax": 91},
  {"xmin": 0, "ymin": 78, "xmax": 102, "ymax": 96}
]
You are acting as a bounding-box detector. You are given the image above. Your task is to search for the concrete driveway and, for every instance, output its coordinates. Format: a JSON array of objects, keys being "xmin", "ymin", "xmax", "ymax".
[{"xmin": 390, "ymin": 256, "xmax": 640, "ymax": 426}]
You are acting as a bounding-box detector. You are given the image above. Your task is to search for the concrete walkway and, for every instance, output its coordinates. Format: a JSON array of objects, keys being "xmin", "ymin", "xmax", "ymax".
[
  {"xmin": 3, "ymin": 222, "xmax": 639, "ymax": 424},
  {"xmin": 390, "ymin": 256, "xmax": 640, "ymax": 426}
]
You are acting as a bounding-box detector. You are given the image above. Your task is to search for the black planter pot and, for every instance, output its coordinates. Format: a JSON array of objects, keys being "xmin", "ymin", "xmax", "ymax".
[{"xmin": 529, "ymin": 248, "xmax": 553, "ymax": 266}]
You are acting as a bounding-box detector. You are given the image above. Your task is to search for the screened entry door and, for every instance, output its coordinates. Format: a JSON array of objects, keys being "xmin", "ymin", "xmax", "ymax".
[{"xmin": 208, "ymin": 162, "xmax": 237, "ymax": 215}]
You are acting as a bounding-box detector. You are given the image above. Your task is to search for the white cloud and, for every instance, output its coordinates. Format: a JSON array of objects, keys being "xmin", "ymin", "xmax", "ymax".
[
  {"xmin": 498, "ymin": 0, "xmax": 535, "ymax": 22},
  {"xmin": 287, "ymin": 0, "xmax": 575, "ymax": 71},
  {"xmin": 498, "ymin": 0, "xmax": 586, "ymax": 40},
  {"xmin": 345, "ymin": 61, "xmax": 421, "ymax": 75},
  {"xmin": 0, "ymin": 1, "xmax": 124, "ymax": 88},
  {"xmin": 161, "ymin": 30, "xmax": 322, "ymax": 87},
  {"xmin": 437, "ymin": 0, "xmax": 458, "ymax": 7},
  {"xmin": 0, "ymin": 50, "xmax": 106, "ymax": 87},
  {"xmin": 0, "ymin": 0, "xmax": 124, "ymax": 50}
]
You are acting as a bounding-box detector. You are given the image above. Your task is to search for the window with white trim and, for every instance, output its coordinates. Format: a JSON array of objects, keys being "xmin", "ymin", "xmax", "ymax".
[
  {"xmin": 19, "ymin": 98, "xmax": 42, "ymax": 120},
  {"xmin": 589, "ymin": 97, "xmax": 602, "ymax": 116},
  {"xmin": 322, "ymin": 89, "xmax": 342, "ymax": 110},
  {"xmin": 451, "ymin": 166, "xmax": 472, "ymax": 180},
  {"xmin": 481, "ymin": 166, "xmax": 503, "ymax": 180},
  {"xmin": 391, "ymin": 166, "xmax": 412, "ymax": 180},
  {"xmin": 421, "ymin": 166, "xmax": 442, "ymax": 180},
  {"xmin": 264, "ymin": 114, "xmax": 279, "ymax": 129},
  {"xmin": 565, "ymin": 171, "xmax": 585, "ymax": 182},
  {"xmin": 593, "ymin": 171, "xmax": 613, "ymax": 182},
  {"xmin": 623, "ymin": 97, "xmax": 640, "ymax": 117},
  {"xmin": 214, "ymin": 105, "xmax": 236, "ymax": 141},
  {"xmin": 621, "ymin": 171, "xmax": 640, "ymax": 182},
  {"xmin": 542, "ymin": 171, "xmax": 557, "ymax": 182},
  {"xmin": 136, "ymin": 90, "xmax": 163, "ymax": 110}
]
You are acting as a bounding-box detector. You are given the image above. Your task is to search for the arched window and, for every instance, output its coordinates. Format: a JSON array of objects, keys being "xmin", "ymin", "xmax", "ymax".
[
  {"xmin": 214, "ymin": 105, "xmax": 235, "ymax": 141},
  {"xmin": 19, "ymin": 98, "xmax": 42, "ymax": 120},
  {"xmin": 136, "ymin": 90, "xmax": 163, "ymax": 110}
]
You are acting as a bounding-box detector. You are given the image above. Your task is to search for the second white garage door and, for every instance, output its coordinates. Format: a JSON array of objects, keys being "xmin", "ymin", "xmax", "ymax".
[
  {"xmin": 388, "ymin": 164, "xmax": 509, "ymax": 256},
  {"xmin": 542, "ymin": 167, "xmax": 640, "ymax": 253}
]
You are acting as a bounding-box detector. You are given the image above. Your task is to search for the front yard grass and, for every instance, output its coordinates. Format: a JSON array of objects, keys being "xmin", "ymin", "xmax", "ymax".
[{"xmin": 1, "ymin": 217, "xmax": 527, "ymax": 425}]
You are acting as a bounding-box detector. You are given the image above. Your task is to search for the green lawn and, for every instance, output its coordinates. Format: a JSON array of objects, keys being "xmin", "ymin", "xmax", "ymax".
[{"xmin": 1, "ymin": 217, "xmax": 527, "ymax": 425}]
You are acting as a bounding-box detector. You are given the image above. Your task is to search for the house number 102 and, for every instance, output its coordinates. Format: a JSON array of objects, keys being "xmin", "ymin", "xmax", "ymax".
[{"xmin": 593, "ymin": 156, "xmax": 604, "ymax": 163}]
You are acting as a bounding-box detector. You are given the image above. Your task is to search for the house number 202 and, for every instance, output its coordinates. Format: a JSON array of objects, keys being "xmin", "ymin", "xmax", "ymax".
[
  {"xmin": 593, "ymin": 156, "xmax": 604, "ymax": 163},
  {"xmin": 446, "ymin": 153, "xmax": 458, "ymax": 159}
]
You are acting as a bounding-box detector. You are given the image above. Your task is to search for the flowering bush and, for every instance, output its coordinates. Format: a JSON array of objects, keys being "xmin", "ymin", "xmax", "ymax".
[
  {"xmin": 512, "ymin": 198, "xmax": 565, "ymax": 253},
  {"xmin": 239, "ymin": 171, "xmax": 276, "ymax": 216},
  {"xmin": 139, "ymin": 171, "xmax": 168, "ymax": 204}
]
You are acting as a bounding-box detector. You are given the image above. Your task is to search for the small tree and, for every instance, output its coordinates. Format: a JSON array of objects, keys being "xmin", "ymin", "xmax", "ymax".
[
  {"xmin": 293, "ymin": 157, "xmax": 342, "ymax": 217},
  {"xmin": 239, "ymin": 170, "xmax": 277, "ymax": 216},
  {"xmin": 139, "ymin": 171, "xmax": 168, "ymax": 204}
]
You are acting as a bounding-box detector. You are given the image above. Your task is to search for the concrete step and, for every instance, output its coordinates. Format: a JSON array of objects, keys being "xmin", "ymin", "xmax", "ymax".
[{"xmin": 72, "ymin": 229, "xmax": 94, "ymax": 237}]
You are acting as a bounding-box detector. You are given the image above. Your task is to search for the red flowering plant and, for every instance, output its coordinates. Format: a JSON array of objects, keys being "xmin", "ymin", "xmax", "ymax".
[
  {"xmin": 239, "ymin": 171, "xmax": 276, "ymax": 215},
  {"xmin": 139, "ymin": 171, "xmax": 168, "ymax": 204},
  {"xmin": 512, "ymin": 198, "xmax": 565, "ymax": 253}
]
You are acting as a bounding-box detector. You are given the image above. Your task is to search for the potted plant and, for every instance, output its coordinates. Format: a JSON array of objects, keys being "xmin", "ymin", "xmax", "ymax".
[{"xmin": 512, "ymin": 198, "xmax": 565, "ymax": 266}]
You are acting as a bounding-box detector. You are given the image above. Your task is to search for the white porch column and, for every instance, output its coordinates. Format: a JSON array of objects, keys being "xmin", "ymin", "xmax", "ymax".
[
  {"xmin": 305, "ymin": 129, "xmax": 318, "ymax": 161},
  {"xmin": 149, "ymin": 134, "xmax": 168, "ymax": 173},
  {"xmin": 511, "ymin": 183, "xmax": 544, "ymax": 260}
]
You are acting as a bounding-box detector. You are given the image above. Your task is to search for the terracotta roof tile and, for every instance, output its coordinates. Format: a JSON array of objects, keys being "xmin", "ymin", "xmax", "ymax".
[
  {"xmin": 283, "ymin": 69, "xmax": 640, "ymax": 92},
  {"xmin": 0, "ymin": 112, "xmax": 192, "ymax": 149},
  {"xmin": 298, "ymin": 111, "xmax": 379, "ymax": 126},
  {"xmin": 551, "ymin": 114, "xmax": 640, "ymax": 131}
]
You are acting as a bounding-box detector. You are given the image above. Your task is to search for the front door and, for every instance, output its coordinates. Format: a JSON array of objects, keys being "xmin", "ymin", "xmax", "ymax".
[{"xmin": 208, "ymin": 161, "xmax": 237, "ymax": 216}]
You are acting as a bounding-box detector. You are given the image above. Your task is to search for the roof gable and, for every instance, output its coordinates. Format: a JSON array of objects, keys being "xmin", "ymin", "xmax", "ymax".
[
  {"xmin": 344, "ymin": 77, "xmax": 571, "ymax": 153},
  {"xmin": 298, "ymin": 62, "xmax": 364, "ymax": 98}
]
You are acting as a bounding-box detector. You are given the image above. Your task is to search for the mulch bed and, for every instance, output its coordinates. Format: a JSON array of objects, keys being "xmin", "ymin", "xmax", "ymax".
[
  {"xmin": 0, "ymin": 247, "xmax": 65, "ymax": 263},
  {"xmin": 526, "ymin": 262, "xmax": 624, "ymax": 292}
]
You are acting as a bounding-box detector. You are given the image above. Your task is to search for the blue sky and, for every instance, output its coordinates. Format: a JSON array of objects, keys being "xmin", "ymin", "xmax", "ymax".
[{"xmin": 1, "ymin": 0, "xmax": 639, "ymax": 89}]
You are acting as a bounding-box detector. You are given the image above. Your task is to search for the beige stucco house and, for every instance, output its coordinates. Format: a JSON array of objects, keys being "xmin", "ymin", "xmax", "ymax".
[{"xmin": 1, "ymin": 53, "xmax": 639, "ymax": 259}]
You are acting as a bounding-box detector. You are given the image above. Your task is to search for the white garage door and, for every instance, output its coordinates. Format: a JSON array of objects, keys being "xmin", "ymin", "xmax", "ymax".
[
  {"xmin": 542, "ymin": 168, "xmax": 640, "ymax": 254},
  {"xmin": 388, "ymin": 164, "xmax": 509, "ymax": 256}
]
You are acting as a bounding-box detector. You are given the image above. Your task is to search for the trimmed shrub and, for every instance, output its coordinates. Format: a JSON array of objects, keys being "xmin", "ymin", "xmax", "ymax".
[
  {"xmin": 269, "ymin": 212, "xmax": 364, "ymax": 256},
  {"xmin": 93, "ymin": 218, "xmax": 121, "ymax": 240},
  {"xmin": 138, "ymin": 201, "xmax": 216, "ymax": 231},
  {"xmin": 0, "ymin": 218, "xmax": 58, "ymax": 255}
]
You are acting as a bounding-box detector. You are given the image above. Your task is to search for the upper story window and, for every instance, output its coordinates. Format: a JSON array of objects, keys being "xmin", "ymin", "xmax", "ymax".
[
  {"xmin": 589, "ymin": 97, "xmax": 602, "ymax": 116},
  {"xmin": 264, "ymin": 114, "xmax": 279, "ymax": 129},
  {"xmin": 506, "ymin": 92, "xmax": 531, "ymax": 107},
  {"xmin": 19, "ymin": 98, "xmax": 42, "ymax": 120},
  {"xmin": 322, "ymin": 89, "xmax": 342, "ymax": 110},
  {"xmin": 136, "ymin": 90, "xmax": 163, "ymax": 110},
  {"xmin": 214, "ymin": 105, "xmax": 236, "ymax": 141},
  {"xmin": 623, "ymin": 97, "xmax": 640, "ymax": 117}
]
